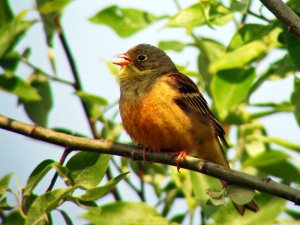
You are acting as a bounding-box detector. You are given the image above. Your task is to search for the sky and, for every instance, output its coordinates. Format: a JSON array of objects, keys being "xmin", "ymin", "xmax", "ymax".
[{"xmin": 1, "ymin": 0, "xmax": 300, "ymax": 224}]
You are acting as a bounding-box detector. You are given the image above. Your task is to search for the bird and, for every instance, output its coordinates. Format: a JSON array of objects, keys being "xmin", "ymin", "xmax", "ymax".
[{"xmin": 113, "ymin": 43, "xmax": 259, "ymax": 215}]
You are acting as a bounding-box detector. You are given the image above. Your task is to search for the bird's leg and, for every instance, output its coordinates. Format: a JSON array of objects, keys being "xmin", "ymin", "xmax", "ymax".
[
  {"xmin": 137, "ymin": 143, "xmax": 148, "ymax": 161},
  {"xmin": 220, "ymin": 179, "xmax": 228, "ymax": 188},
  {"xmin": 143, "ymin": 146, "xmax": 147, "ymax": 161},
  {"xmin": 176, "ymin": 150, "xmax": 187, "ymax": 172}
]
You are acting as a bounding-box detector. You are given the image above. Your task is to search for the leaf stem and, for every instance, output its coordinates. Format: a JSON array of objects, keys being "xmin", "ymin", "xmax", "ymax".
[{"xmin": 21, "ymin": 57, "xmax": 75, "ymax": 87}]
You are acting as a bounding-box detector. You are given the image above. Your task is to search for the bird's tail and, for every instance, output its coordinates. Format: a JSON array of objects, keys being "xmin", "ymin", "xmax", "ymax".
[
  {"xmin": 197, "ymin": 138, "xmax": 259, "ymax": 215},
  {"xmin": 221, "ymin": 180, "xmax": 259, "ymax": 215},
  {"xmin": 233, "ymin": 199, "xmax": 259, "ymax": 215}
]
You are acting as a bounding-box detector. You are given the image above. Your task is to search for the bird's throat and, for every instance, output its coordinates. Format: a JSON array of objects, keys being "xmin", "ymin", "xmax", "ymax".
[{"xmin": 120, "ymin": 68, "xmax": 156, "ymax": 100}]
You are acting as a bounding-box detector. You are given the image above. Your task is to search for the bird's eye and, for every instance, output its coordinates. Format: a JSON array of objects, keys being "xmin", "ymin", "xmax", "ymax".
[{"xmin": 137, "ymin": 55, "xmax": 147, "ymax": 62}]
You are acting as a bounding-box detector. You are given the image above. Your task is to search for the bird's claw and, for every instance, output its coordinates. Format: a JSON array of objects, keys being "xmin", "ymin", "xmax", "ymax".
[
  {"xmin": 143, "ymin": 146, "xmax": 147, "ymax": 161},
  {"xmin": 176, "ymin": 151, "xmax": 187, "ymax": 172}
]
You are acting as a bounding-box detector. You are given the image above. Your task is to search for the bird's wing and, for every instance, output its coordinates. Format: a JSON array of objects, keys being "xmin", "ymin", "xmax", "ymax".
[{"xmin": 166, "ymin": 72, "xmax": 228, "ymax": 147}]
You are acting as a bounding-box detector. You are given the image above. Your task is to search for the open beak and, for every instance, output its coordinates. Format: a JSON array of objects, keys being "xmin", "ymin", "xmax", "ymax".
[{"xmin": 112, "ymin": 53, "xmax": 131, "ymax": 66}]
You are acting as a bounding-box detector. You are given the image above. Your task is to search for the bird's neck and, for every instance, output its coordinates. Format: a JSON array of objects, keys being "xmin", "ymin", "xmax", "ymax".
[{"xmin": 119, "ymin": 67, "xmax": 157, "ymax": 100}]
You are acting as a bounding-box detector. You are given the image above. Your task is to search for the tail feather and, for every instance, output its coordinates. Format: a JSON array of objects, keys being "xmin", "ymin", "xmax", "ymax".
[
  {"xmin": 196, "ymin": 138, "xmax": 260, "ymax": 215},
  {"xmin": 233, "ymin": 200, "xmax": 259, "ymax": 215}
]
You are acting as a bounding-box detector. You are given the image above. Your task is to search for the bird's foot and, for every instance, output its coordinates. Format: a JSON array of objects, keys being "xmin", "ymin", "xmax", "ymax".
[
  {"xmin": 143, "ymin": 146, "xmax": 147, "ymax": 161},
  {"xmin": 176, "ymin": 151, "xmax": 187, "ymax": 172}
]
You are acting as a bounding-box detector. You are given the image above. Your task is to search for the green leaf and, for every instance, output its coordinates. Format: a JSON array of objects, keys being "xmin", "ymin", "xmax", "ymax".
[
  {"xmin": 170, "ymin": 168, "xmax": 199, "ymax": 211},
  {"xmin": 24, "ymin": 159, "xmax": 55, "ymax": 196},
  {"xmin": 209, "ymin": 41, "xmax": 267, "ymax": 74},
  {"xmin": 0, "ymin": 173, "xmax": 12, "ymax": 197},
  {"xmin": 25, "ymin": 187, "xmax": 74, "ymax": 225},
  {"xmin": 266, "ymin": 55, "xmax": 296, "ymax": 80},
  {"xmin": 0, "ymin": 173, "xmax": 12, "ymax": 187},
  {"xmin": 0, "ymin": 51, "xmax": 21, "ymax": 71},
  {"xmin": 130, "ymin": 160, "xmax": 168, "ymax": 193},
  {"xmin": 176, "ymin": 64, "xmax": 200, "ymax": 79},
  {"xmin": 0, "ymin": 74, "xmax": 41, "ymax": 102},
  {"xmin": 283, "ymin": 30, "xmax": 300, "ymax": 69},
  {"xmin": 166, "ymin": 2, "xmax": 233, "ymax": 29},
  {"xmin": 238, "ymin": 121, "xmax": 269, "ymax": 157},
  {"xmin": 90, "ymin": 5, "xmax": 157, "ymax": 37},
  {"xmin": 80, "ymin": 172, "xmax": 129, "ymax": 201},
  {"xmin": 243, "ymin": 150, "xmax": 290, "ymax": 168},
  {"xmin": 0, "ymin": 0, "xmax": 14, "ymax": 28},
  {"xmin": 197, "ymin": 38, "xmax": 225, "ymax": 91},
  {"xmin": 227, "ymin": 24, "xmax": 269, "ymax": 51},
  {"xmin": 76, "ymin": 91, "xmax": 108, "ymax": 120},
  {"xmin": 258, "ymin": 160, "xmax": 300, "ymax": 183},
  {"xmin": 166, "ymin": 3, "xmax": 207, "ymax": 28},
  {"xmin": 0, "ymin": 11, "xmax": 35, "ymax": 58},
  {"xmin": 286, "ymin": 208, "xmax": 300, "ymax": 220},
  {"xmin": 106, "ymin": 61, "xmax": 120, "ymax": 83},
  {"xmin": 51, "ymin": 127, "xmax": 86, "ymax": 137},
  {"xmin": 38, "ymin": 0, "xmax": 73, "ymax": 14},
  {"xmin": 76, "ymin": 91, "xmax": 108, "ymax": 106},
  {"xmin": 248, "ymin": 55, "xmax": 297, "ymax": 98},
  {"xmin": 100, "ymin": 119, "xmax": 123, "ymax": 140},
  {"xmin": 211, "ymin": 68, "xmax": 256, "ymax": 120},
  {"xmin": 22, "ymin": 194, "xmax": 38, "ymax": 215},
  {"xmin": 208, "ymin": 2, "xmax": 233, "ymax": 26},
  {"xmin": 169, "ymin": 213, "xmax": 186, "ymax": 224},
  {"xmin": 22, "ymin": 71, "xmax": 52, "ymax": 127},
  {"xmin": 291, "ymin": 76, "xmax": 300, "ymax": 127},
  {"xmin": 226, "ymin": 185, "xmax": 255, "ymax": 205},
  {"xmin": 213, "ymin": 194, "xmax": 285, "ymax": 224},
  {"xmin": 66, "ymin": 152, "xmax": 110, "ymax": 189},
  {"xmin": 81, "ymin": 202, "xmax": 172, "ymax": 225},
  {"xmin": 3, "ymin": 210, "xmax": 25, "ymax": 225},
  {"xmin": 35, "ymin": 0, "xmax": 57, "ymax": 48},
  {"xmin": 206, "ymin": 189, "xmax": 226, "ymax": 206},
  {"xmin": 264, "ymin": 137, "xmax": 300, "ymax": 153},
  {"xmin": 190, "ymin": 171, "xmax": 221, "ymax": 200},
  {"xmin": 158, "ymin": 40, "xmax": 186, "ymax": 52},
  {"xmin": 229, "ymin": 0, "xmax": 248, "ymax": 12},
  {"xmin": 0, "ymin": 197, "xmax": 14, "ymax": 210}
]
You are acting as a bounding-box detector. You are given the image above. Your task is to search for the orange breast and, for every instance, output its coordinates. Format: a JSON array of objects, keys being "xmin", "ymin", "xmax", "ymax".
[{"xmin": 119, "ymin": 81, "xmax": 196, "ymax": 151}]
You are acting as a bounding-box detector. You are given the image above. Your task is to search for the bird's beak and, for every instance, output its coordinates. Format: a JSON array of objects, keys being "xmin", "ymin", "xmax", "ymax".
[{"xmin": 113, "ymin": 53, "xmax": 131, "ymax": 66}]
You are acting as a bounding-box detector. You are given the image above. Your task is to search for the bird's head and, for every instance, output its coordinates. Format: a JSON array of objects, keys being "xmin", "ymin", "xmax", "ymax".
[{"xmin": 113, "ymin": 44, "xmax": 176, "ymax": 76}]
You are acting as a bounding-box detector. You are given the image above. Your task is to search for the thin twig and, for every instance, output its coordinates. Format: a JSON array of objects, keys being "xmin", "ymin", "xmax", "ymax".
[
  {"xmin": 21, "ymin": 57, "xmax": 75, "ymax": 87},
  {"xmin": 110, "ymin": 157, "xmax": 143, "ymax": 200},
  {"xmin": 1, "ymin": 114, "xmax": 300, "ymax": 205},
  {"xmin": 53, "ymin": 17, "xmax": 124, "ymax": 201},
  {"xmin": 55, "ymin": 19, "xmax": 123, "ymax": 200},
  {"xmin": 54, "ymin": 17, "xmax": 99, "ymax": 139},
  {"xmin": 260, "ymin": 0, "xmax": 300, "ymax": 39},
  {"xmin": 106, "ymin": 166, "xmax": 122, "ymax": 201},
  {"xmin": 241, "ymin": 0, "xmax": 252, "ymax": 24},
  {"xmin": 46, "ymin": 148, "xmax": 71, "ymax": 192},
  {"xmin": 247, "ymin": 10, "xmax": 271, "ymax": 23}
]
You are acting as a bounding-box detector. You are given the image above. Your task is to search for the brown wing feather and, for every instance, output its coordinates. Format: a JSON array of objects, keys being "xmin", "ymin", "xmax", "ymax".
[{"xmin": 166, "ymin": 72, "xmax": 228, "ymax": 148}]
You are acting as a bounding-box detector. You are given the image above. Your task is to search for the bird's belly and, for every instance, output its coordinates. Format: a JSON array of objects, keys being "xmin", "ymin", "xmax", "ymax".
[{"xmin": 120, "ymin": 95, "xmax": 195, "ymax": 151}]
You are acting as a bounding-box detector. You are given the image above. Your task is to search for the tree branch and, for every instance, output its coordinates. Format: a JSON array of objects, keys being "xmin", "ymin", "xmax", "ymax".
[
  {"xmin": 260, "ymin": 0, "xmax": 300, "ymax": 39},
  {"xmin": 1, "ymin": 114, "xmax": 300, "ymax": 205}
]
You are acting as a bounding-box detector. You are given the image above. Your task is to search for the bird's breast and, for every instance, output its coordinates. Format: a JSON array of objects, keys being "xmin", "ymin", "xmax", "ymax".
[{"xmin": 119, "ymin": 80, "xmax": 195, "ymax": 151}]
